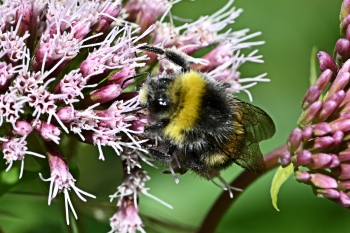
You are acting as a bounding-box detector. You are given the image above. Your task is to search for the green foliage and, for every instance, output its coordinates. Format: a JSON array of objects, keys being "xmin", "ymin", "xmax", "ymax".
[{"xmin": 270, "ymin": 164, "xmax": 294, "ymax": 211}]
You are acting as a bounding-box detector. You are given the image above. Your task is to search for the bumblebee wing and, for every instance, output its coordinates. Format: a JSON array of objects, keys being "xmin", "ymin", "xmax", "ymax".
[
  {"xmin": 210, "ymin": 100, "xmax": 275, "ymax": 174},
  {"xmin": 235, "ymin": 100, "xmax": 276, "ymax": 142},
  {"xmin": 233, "ymin": 130, "xmax": 266, "ymax": 174},
  {"xmin": 211, "ymin": 131, "xmax": 266, "ymax": 174},
  {"xmin": 234, "ymin": 100, "xmax": 275, "ymax": 173}
]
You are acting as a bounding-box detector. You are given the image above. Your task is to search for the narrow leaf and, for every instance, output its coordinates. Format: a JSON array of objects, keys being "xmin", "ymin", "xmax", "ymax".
[
  {"xmin": 270, "ymin": 164, "xmax": 293, "ymax": 211},
  {"xmin": 309, "ymin": 46, "xmax": 318, "ymax": 86}
]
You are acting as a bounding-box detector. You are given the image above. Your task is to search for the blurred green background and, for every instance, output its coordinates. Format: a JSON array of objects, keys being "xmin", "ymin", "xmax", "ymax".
[{"xmin": 0, "ymin": 0, "xmax": 349, "ymax": 232}]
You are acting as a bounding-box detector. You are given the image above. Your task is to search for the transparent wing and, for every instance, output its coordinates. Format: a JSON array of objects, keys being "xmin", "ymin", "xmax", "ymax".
[
  {"xmin": 233, "ymin": 130, "xmax": 266, "ymax": 174},
  {"xmin": 234, "ymin": 100, "xmax": 275, "ymax": 173},
  {"xmin": 235, "ymin": 100, "xmax": 276, "ymax": 142},
  {"xmin": 212, "ymin": 100, "xmax": 275, "ymax": 174}
]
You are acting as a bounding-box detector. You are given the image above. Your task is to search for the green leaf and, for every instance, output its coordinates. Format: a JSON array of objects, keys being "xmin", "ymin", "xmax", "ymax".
[
  {"xmin": 0, "ymin": 169, "xmax": 38, "ymax": 197},
  {"xmin": 309, "ymin": 46, "xmax": 318, "ymax": 86},
  {"xmin": 1, "ymin": 167, "xmax": 19, "ymax": 185},
  {"xmin": 270, "ymin": 164, "xmax": 293, "ymax": 211}
]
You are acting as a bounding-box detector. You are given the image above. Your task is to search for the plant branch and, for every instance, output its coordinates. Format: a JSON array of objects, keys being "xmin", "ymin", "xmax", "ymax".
[{"xmin": 197, "ymin": 145, "xmax": 287, "ymax": 233}]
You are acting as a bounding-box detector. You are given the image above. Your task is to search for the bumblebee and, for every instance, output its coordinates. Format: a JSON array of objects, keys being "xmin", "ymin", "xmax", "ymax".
[{"xmin": 137, "ymin": 45, "xmax": 275, "ymax": 179}]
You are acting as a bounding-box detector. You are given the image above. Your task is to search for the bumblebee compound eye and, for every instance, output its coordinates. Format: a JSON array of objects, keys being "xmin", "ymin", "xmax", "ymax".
[
  {"xmin": 148, "ymin": 92, "xmax": 171, "ymax": 113},
  {"xmin": 156, "ymin": 92, "xmax": 171, "ymax": 107}
]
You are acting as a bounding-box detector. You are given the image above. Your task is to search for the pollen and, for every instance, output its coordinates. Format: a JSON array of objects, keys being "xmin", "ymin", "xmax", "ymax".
[{"xmin": 139, "ymin": 85, "xmax": 148, "ymax": 106}]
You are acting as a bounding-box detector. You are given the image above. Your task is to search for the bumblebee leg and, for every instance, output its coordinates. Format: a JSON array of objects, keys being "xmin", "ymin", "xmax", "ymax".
[
  {"xmin": 144, "ymin": 122, "xmax": 165, "ymax": 136},
  {"xmin": 148, "ymin": 148, "xmax": 173, "ymax": 164}
]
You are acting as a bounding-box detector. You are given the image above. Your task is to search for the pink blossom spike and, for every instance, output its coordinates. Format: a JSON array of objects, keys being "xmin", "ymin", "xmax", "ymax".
[
  {"xmin": 40, "ymin": 142, "xmax": 95, "ymax": 225},
  {"xmin": 109, "ymin": 198, "xmax": 146, "ymax": 233},
  {"xmin": 1, "ymin": 137, "xmax": 45, "ymax": 178},
  {"xmin": 0, "ymin": 0, "xmax": 275, "ymax": 228}
]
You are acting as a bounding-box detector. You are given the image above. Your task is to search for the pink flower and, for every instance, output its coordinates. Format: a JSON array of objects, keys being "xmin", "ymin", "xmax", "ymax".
[
  {"xmin": 281, "ymin": 50, "xmax": 350, "ymax": 208},
  {"xmin": 0, "ymin": 0, "xmax": 269, "ymax": 229},
  {"xmin": 109, "ymin": 198, "xmax": 145, "ymax": 233},
  {"xmin": 39, "ymin": 142, "xmax": 95, "ymax": 225}
]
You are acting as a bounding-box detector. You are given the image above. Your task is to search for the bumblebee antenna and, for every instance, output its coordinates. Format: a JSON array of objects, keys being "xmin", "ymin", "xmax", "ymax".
[
  {"xmin": 121, "ymin": 72, "xmax": 151, "ymax": 89},
  {"xmin": 139, "ymin": 45, "xmax": 190, "ymax": 72}
]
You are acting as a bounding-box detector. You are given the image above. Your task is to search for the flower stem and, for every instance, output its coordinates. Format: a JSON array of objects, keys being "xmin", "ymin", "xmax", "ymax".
[{"xmin": 197, "ymin": 145, "xmax": 287, "ymax": 233}]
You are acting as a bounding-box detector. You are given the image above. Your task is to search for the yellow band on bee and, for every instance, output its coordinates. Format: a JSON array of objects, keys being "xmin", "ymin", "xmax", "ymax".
[{"xmin": 164, "ymin": 71, "xmax": 206, "ymax": 143}]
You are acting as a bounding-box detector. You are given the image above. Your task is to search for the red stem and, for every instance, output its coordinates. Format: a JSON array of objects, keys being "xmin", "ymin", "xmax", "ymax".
[{"xmin": 197, "ymin": 145, "xmax": 287, "ymax": 233}]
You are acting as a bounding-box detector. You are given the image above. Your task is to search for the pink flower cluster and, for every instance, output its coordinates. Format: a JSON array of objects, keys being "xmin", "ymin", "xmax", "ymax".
[
  {"xmin": 280, "ymin": 0, "xmax": 350, "ymax": 209},
  {"xmin": 0, "ymin": 0, "xmax": 268, "ymax": 231},
  {"xmin": 0, "ymin": 0, "xmax": 149, "ymax": 226}
]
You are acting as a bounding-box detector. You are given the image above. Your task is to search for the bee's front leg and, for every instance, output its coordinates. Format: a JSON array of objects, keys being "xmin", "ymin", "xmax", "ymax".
[
  {"xmin": 147, "ymin": 148, "xmax": 173, "ymax": 164},
  {"xmin": 144, "ymin": 121, "xmax": 165, "ymax": 136}
]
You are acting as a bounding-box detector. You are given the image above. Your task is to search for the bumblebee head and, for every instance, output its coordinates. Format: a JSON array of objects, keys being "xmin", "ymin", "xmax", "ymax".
[{"xmin": 139, "ymin": 78, "xmax": 173, "ymax": 116}]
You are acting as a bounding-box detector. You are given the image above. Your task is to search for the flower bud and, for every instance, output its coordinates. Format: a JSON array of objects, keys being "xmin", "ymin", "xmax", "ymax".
[
  {"xmin": 341, "ymin": 1, "xmax": 350, "ymax": 33},
  {"xmin": 338, "ymin": 180, "xmax": 350, "ymax": 189},
  {"xmin": 34, "ymin": 121, "xmax": 61, "ymax": 144},
  {"xmin": 328, "ymin": 131, "xmax": 343, "ymax": 151},
  {"xmin": 298, "ymin": 101, "xmax": 323, "ymax": 127},
  {"xmin": 90, "ymin": 4, "xmax": 121, "ymax": 35},
  {"xmin": 312, "ymin": 122, "xmax": 332, "ymax": 136},
  {"xmin": 12, "ymin": 120, "xmax": 33, "ymax": 137},
  {"xmin": 295, "ymin": 170, "xmax": 311, "ymax": 183},
  {"xmin": 317, "ymin": 100, "xmax": 338, "ymax": 121},
  {"xmin": 107, "ymin": 65, "xmax": 136, "ymax": 88},
  {"xmin": 336, "ymin": 38, "xmax": 350, "ymax": 63},
  {"xmin": 317, "ymin": 52, "xmax": 338, "ymax": 74},
  {"xmin": 84, "ymin": 84, "xmax": 122, "ymax": 106},
  {"xmin": 327, "ymin": 154, "xmax": 340, "ymax": 168},
  {"xmin": 323, "ymin": 72, "xmax": 350, "ymax": 101},
  {"xmin": 302, "ymin": 126, "xmax": 313, "ymax": 142},
  {"xmin": 304, "ymin": 136, "xmax": 334, "ymax": 152},
  {"xmin": 333, "ymin": 191, "xmax": 350, "ymax": 207},
  {"xmin": 346, "ymin": 24, "xmax": 350, "ymax": 41},
  {"xmin": 287, "ymin": 128, "xmax": 303, "ymax": 152},
  {"xmin": 73, "ymin": 21, "xmax": 91, "ymax": 42},
  {"xmin": 310, "ymin": 153, "xmax": 332, "ymax": 169},
  {"xmin": 315, "ymin": 188, "xmax": 340, "ymax": 199},
  {"xmin": 328, "ymin": 90, "xmax": 346, "ymax": 105},
  {"xmin": 330, "ymin": 119, "xmax": 350, "ymax": 132},
  {"xmin": 340, "ymin": 88, "xmax": 350, "ymax": 107},
  {"xmin": 310, "ymin": 173, "xmax": 338, "ymax": 189},
  {"xmin": 56, "ymin": 106, "xmax": 74, "ymax": 123},
  {"xmin": 339, "ymin": 58, "xmax": 350, "ymax": 72},
  {"xmin": 293, "ymin": 150, "xmax": 312, "ymax": 166},
  {"xmin": 279, "ymin": 151, "xmax": 291, "ymax": 167},
  {"xmin": 339, "ymin": 149, "xmax": 350, "ymax": 162},
  {"xmin": 314, "ymin": 69, "xmax": 333, "ymax": 90},
  {"xmin": 339, "ymin": 163, "xmax": 350, "ymax": 180},
  {"xmin": 302, "ymin": 86, "xmax": 321, "ymax": 109}
]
